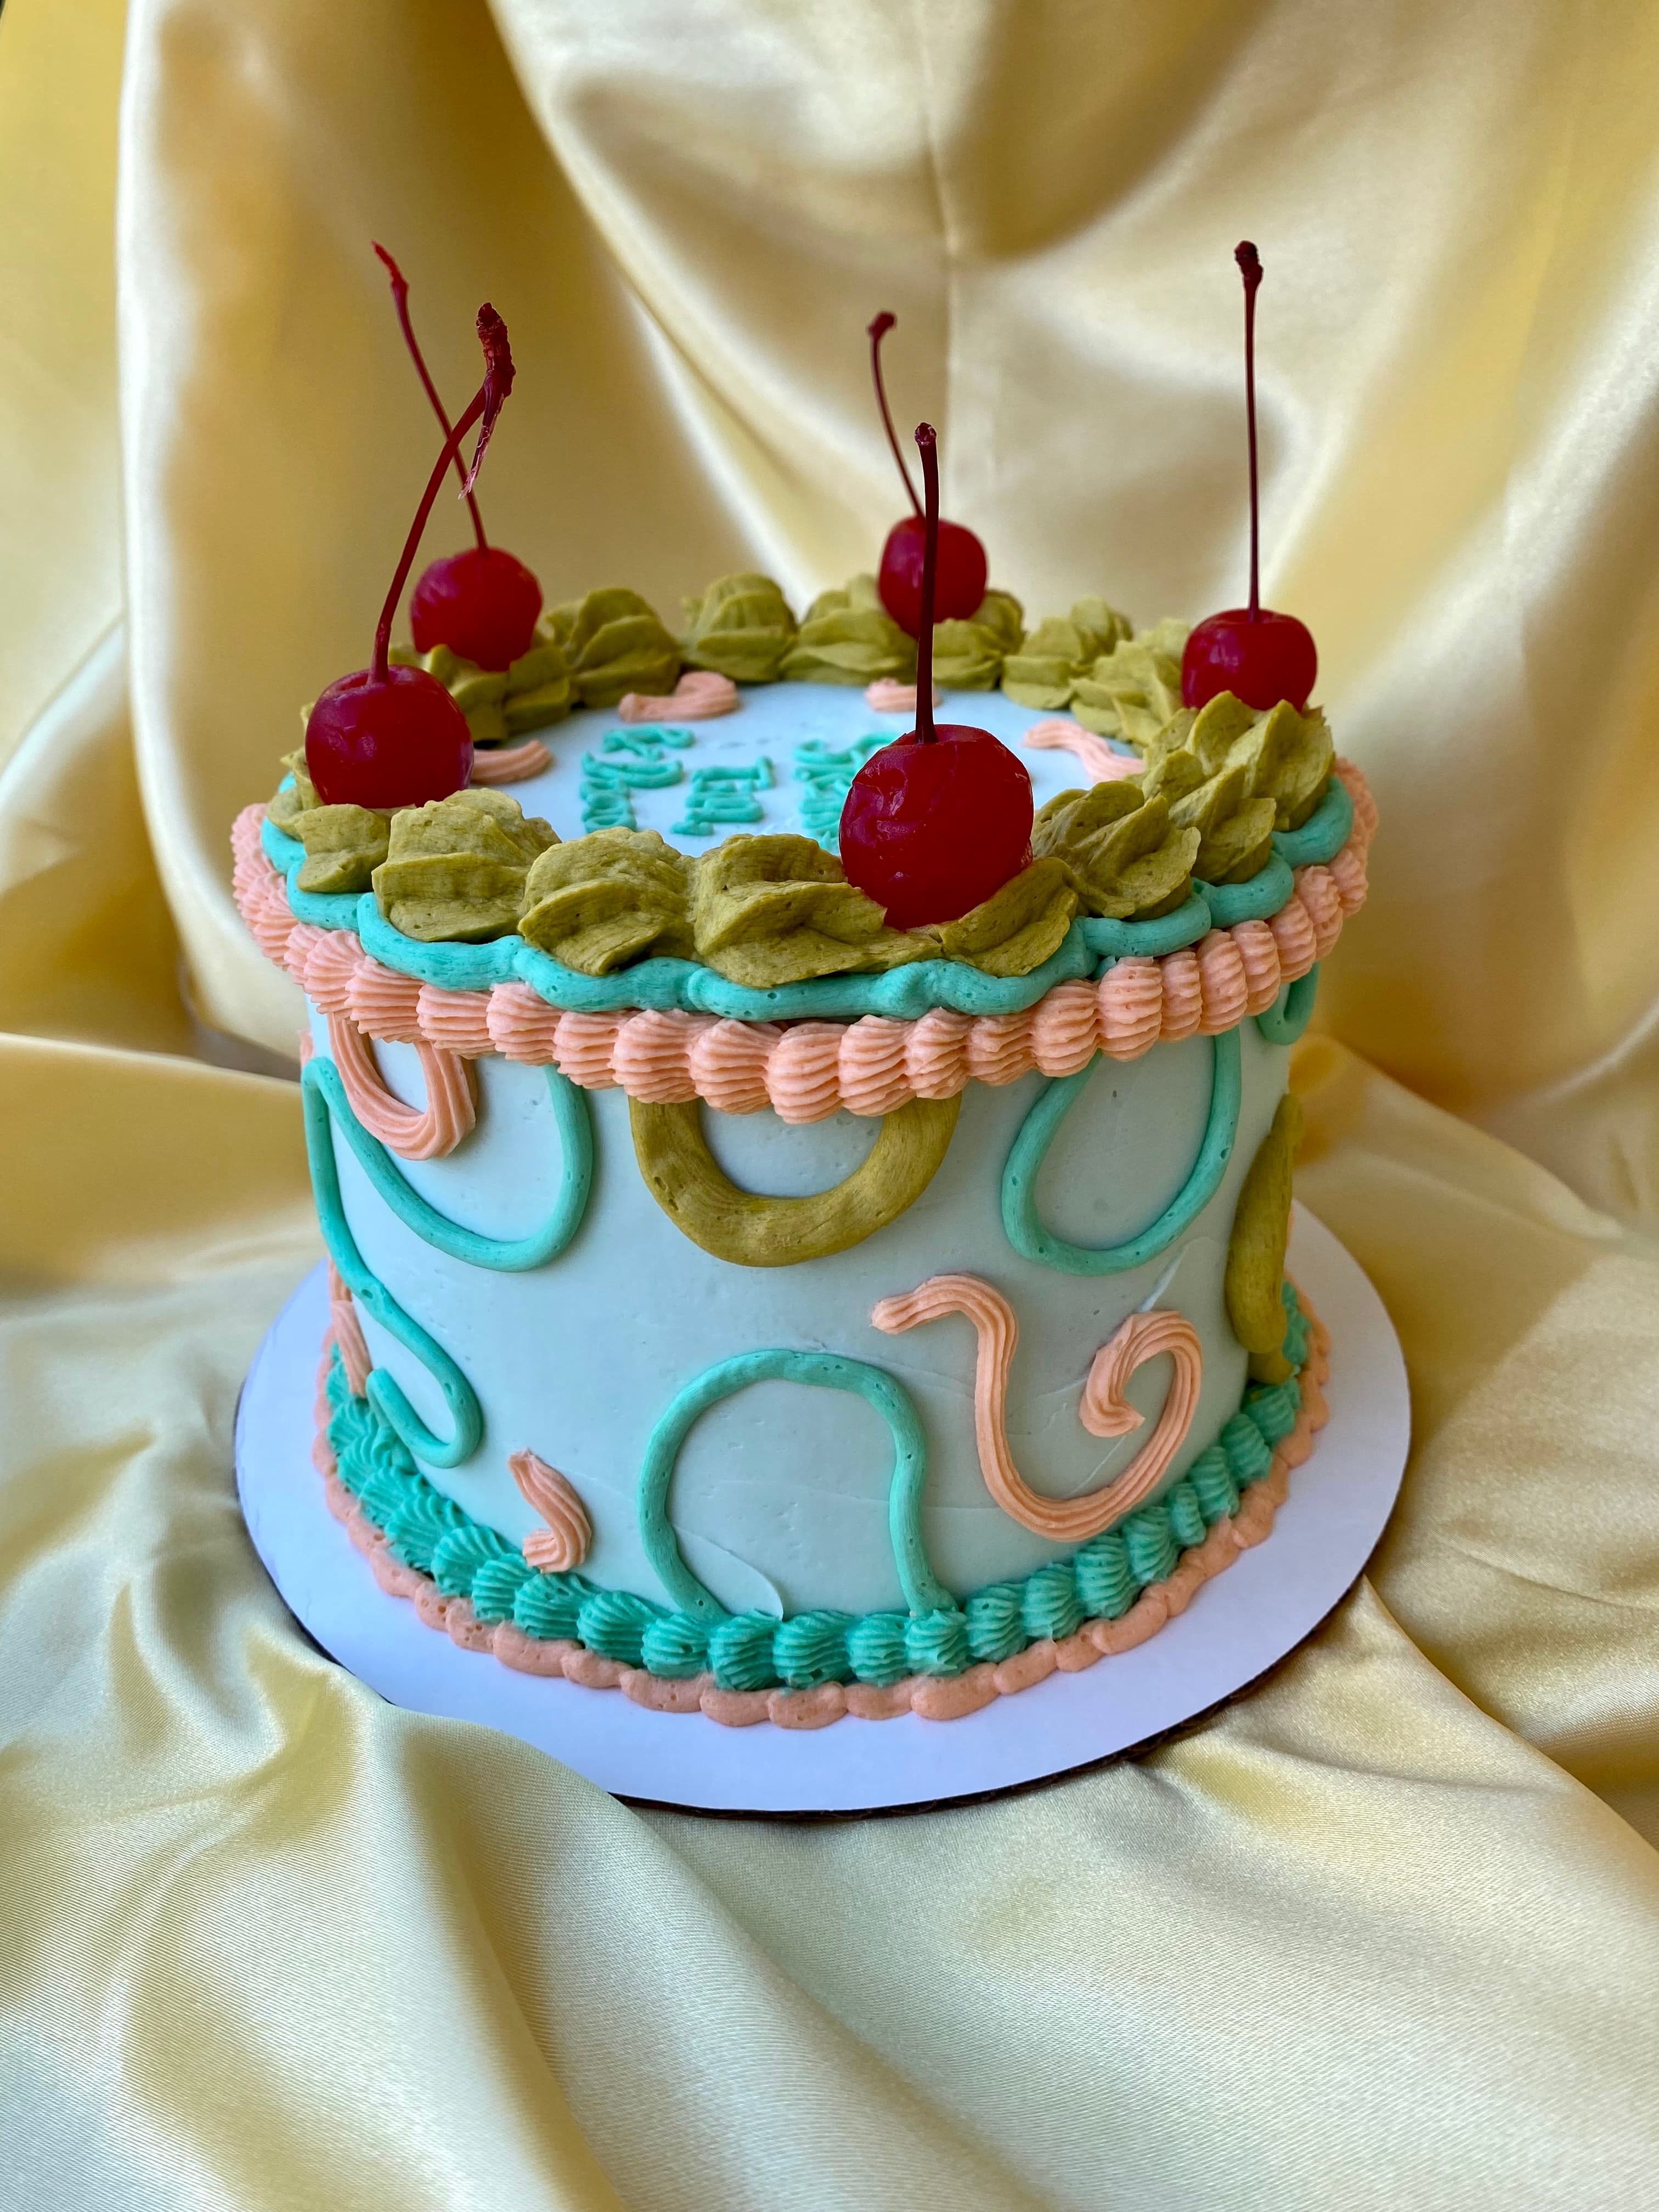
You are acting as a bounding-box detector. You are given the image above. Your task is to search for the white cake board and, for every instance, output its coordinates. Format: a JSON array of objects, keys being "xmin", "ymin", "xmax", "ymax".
[{"xmin": 235, "ymin": 1207, "xmax": 1409, "ymax": 1815}]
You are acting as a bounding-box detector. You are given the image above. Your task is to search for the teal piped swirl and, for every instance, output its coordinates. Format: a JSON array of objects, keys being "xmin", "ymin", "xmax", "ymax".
[
  {"xmin": 302, "ymin": 1071, "xmax": 483, "ymax": 1469},
  {"xmin": 321, "ymin": 1284, "xmax": 1316, "ymax": 1692},
  {"xmin": 1255, "ymin": 966, "xmax": 1320, "ymax": 1046},
  {"xmin": 636, "ymin": 1347, "xmax": 951, "ymax": 1622},
  {"xmin": 1000, "ymin": 1029, "xmax": 1244, "ymax": 1276},
  {"xmin": 304, "ymin": 1052, "xmax": 592, "ymax": 1273}
]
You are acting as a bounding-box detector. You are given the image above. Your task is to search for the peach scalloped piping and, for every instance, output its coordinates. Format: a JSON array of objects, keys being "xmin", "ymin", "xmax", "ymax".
[
  {"xmin": 236, "ymin": 755, "xmax": 1372, "ymax": 1118},
  {"xmin": 310, "ymin": 1291, "xmax": 1329, "ymax": 1727}
]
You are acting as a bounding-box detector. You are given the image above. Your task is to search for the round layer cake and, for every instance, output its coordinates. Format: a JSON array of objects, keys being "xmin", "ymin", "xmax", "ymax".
[{"xmin": 238, "ymin": 671, "xmax": 1369, "ymax": 1723}]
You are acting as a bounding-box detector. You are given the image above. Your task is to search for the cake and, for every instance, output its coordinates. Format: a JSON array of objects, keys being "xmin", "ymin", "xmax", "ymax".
[{"xmin": 232, "ymin": 259, "xmax": 1372, "ymax": 1730}]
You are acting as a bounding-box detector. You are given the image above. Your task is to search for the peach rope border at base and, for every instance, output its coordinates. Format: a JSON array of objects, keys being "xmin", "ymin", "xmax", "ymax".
[
  {"xmin": 309, "ymin": 1295, "xmax": 1330, "ymax": 1728},
  {"xmin": 235, "ymin": 760, "xmax": 1374, "ymax": 1126}
]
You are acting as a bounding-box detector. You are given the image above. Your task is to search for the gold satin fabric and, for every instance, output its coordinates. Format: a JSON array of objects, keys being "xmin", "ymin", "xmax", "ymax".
[{"xmin": 4, "ymin": 1, "xmax": 1658, "ymax": 2203}]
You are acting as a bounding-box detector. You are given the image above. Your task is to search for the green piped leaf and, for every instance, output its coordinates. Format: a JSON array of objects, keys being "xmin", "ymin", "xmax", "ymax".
[
  {"xmin": 1069, "ymin": 616, "xmax": 1190, "ymax": 742},
  {"xmin": 681, "ymin": 573, "xmax": 798, "ymax": 684},
  {"xmin": 519, "ymin": 828, "xmax": 693, "ymax": 974},
  {"xmin": 544, "ymin": 588, "xmax": 681, "ymax": 709},
  {"xmin": 1002, "ymin": 597, "xmax": 1132, "ymax": 710},
  {"xmin": 690, "ymin": 833, "xmax": 922, "ymax": 986},
  {"xmin": 779, "ymin": 575, "xmax": 917, "ymax": 686},
  {"xmin": 927, "ymin": 857, "xmax": 1077, "ymax": 977},
  {"xmin": 373, "ymin": 789, "xmax": 555, "ymax": 943}
]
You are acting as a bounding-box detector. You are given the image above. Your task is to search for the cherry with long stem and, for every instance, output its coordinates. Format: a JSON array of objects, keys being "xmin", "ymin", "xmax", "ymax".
[
  {"xmin": 370, "ymin": 305, "xmax": 514, "ymax": 684},
  {"xmin": 867, "ymin": 310, "xmax": 988, "ymax": 636},
  {"xmin": 304, "ymin": 303, "xmax": 517, "ymax": 810},
  {"xmin": 375, "ymin": 242, "xmax": 487, "ymax": 553},
  {"xmin": 912, "ymin": 422, "xmax": 940, "ymax": 739},
  {"xmin": 868, "ymin": 313, "xmax": 922, "ymax": 520},
  {"xmin": 1180, "ymin": 241, "xmax": 1317, "ymax": 714},
  {"xmin": 838, "ymin": 421, "xmax": 1031, "ymax": 928},
  {"xmin": 371, "ymin": 248, "xmax": 541, "ymax": 671},
  {"xmin": 1238, "ymin": 240, "xmax": 1262, "ymax": 619}
]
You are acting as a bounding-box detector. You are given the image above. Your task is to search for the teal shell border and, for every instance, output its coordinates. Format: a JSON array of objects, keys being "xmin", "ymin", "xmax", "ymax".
[
  {"xmin": 320, "ymin": 1288, "xmax": 1317, "ymax": 1694},
  {"xmin": 263, "ymin": 776, "xmax": 1352, "ymax": 1022}
]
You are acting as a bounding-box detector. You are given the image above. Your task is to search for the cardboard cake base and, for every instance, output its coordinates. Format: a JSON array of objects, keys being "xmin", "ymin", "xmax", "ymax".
[{"xmin": 235, "ymin": 1206, "xmax": 1409, "ymax": 1814}]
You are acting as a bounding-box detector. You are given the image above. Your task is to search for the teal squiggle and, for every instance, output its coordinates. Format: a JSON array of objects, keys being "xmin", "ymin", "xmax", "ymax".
[
  {"xmin": 636, "ymin": 1348, "xmax": 951, "ymax": 1622},
  {"xmin": 262, "ymin": 773, "xmax": 1352, "ymax": 1020},
  {"xmin": 304, "ymin": 1053, "xmax": 592, "ymax": 1272},
  {"xmin": 1255, "ymin": 966, "xmax": 1320, "ymax": 1046},
  {"xmin": 1001, "ymin": 1028, "xmax": 1244, "ymax": 1275},
  {"xmin": 321, "ymin": 1287, "xmax": 1316, "ymax": 1690},
  {"xmin": 302, "ymin": 1068, "xmax": 482, "ymax": 1468}
]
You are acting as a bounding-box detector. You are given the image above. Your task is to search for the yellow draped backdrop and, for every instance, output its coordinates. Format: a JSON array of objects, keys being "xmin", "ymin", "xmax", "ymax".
[{"xmin": 3, "ymin": 0, "xmax": 1657, "ymax": 2202}]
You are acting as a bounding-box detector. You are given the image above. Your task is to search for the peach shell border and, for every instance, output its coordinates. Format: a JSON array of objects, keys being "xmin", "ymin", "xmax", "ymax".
[
  {"xmin": 232, "ymin": 760, "xmax": 1373, "ymax": 1131},
  {"xmin": 309, "ymin": 1296, "xmax": 1330, "ymax": 1729}
]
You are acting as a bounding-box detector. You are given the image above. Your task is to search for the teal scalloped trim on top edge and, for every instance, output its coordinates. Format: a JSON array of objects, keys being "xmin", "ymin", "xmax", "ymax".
[
  {"xmin": 261, "ymin": 801, "xmax": 1337, "ymax": 1020},
  {"xmin": 321, "ymin": 1288, "xmax": 1317, "ymax": 1693}
]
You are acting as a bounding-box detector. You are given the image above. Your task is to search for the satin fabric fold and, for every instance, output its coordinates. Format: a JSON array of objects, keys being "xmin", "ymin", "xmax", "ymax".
[{"xmin": 3, "ymin": 0, "xmax": 1659, "ymax": 2204}]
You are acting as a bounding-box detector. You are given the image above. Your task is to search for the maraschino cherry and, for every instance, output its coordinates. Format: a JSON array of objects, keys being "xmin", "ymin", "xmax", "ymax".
[
  {"xmin": 305, "ymin": 304, "xmax": 521, "ymax": 809},
  {"xmin": 1182, "ymin": 242, "xmax": 1317, "ymax": 714},
  {"xmin": 868, "ymin": 313, "xmax": 988, "ymax": 637},
  {"xmin": 840, "ymin": 424, "xmax": 1032, "ymax": 929},
  {"xmin": 374, "ymin": 244, "xmax": 543, "ymax": 672}
]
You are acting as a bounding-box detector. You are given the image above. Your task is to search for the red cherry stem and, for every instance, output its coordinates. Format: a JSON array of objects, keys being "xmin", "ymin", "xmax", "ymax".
[
  {"xmin": 868, "ymin": 312, "xmax": 922, "ymax": 520},
  {"xmin": 374, "ymin": 242, "xmax": 488, "ymax": 554},
  {"xmin": 371, "ymin": 304, "xmax": 517, "ymax": 683},
  {"xmin": 1235, "ymin": 240, "xmax": 1263, "ymax": 622},
  {"xmin": 913, "ymin": 422, "xmax": 939, "ymax": 742}
]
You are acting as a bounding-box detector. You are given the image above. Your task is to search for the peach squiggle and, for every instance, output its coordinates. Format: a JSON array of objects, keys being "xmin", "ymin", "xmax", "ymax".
[
  {"xmin": 325, "ymin": 1009, "xmax": 476, "ymax": 1160},
  {"xmin": 470, "ymin": 739, "xmax": 552, "ymax": 785},
  {"xmin": 617, "ymin": 670, "xmax": 738, "ymax": 724},
  {"xmin": 865, "ymin": 678, "xmax": 943, "ymax": 713},
  {"xmin": 507, "ymin": 1449, "xmax": 591, "ymax": 1571},
  {"xmin": 1023, "ymin": 717, "xmax": 1142, "ymax": 783},
  {"xmin": 871, "ymin": 1273, "xmax": 1203, "ymax": 1543}
]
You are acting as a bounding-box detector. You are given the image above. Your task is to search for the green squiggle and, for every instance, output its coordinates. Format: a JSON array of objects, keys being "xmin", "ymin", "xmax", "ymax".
[
  {"xmin": 301, "ymin": 1065, "xmax": 482, "ymax": 1468},
  {"xmin": 1255, "ymin": 966, "xmax": 1320, "ymax": 1046},
  {"xmin": 306, "ymin": 1053, "xmax": 592, "ymax": 1272},
  {"xmin": 637, "ymin": 1349, "xmax": 950, "ymax": 1622},
  {"xmin": 1001, "ymin": 1029, "xmax": 1244, "ymax": 1275}
]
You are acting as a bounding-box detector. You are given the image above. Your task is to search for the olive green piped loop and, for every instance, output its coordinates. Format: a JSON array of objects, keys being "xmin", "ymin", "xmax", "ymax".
[
  {"xmin": 1143, "ymin": 753, "xmax": 1278, "ymax": 885},
  {"xmin": 518, "ymin": 827, "xmax": 693, "ymax": 974},
  {"xmin": 389, "ymin": 630, "xmax": 575, "ymax": 744},
  {"xmin": 372, "ymin": 788, "xmax": 556, "ymax": 943},
  {"xmin": 680, "ymin": 573, "xmax": 798, "ymax": 683},
  {"xmin": 544, "ymin": 587, "xmax": 681, "ymax": 709},
  {"xmin": 1226, "ymin": 1091, "xmax": 1304, "ymax": 1383},
  {"xmin": 690, "ymin": 833, "xmax": 923, "ymax": 988},
  {"xmin": 780, "ymin": 574, "xmax": 917, "ymax": 686},
  {"xmin": 1032, "ymin": 780, "xmax": 1199, "ymax": 921},
  {"xmin": 1069, "ymin": 617, "xmax": 1190, "ymax": 741},
  {"xmin": 629, "ymin": 1091, "xmax": 961, "ymax": 1266},
  {"xmin": 294, "ymin": 803, "xmax": 391, "ymax": 894},
  {"xmin": 929, "ymin": 856, "xmax": 1077, "ymax": 978},
  {"xmin": 1002, "ymin": 597, "xmax": 1132, "ymax": 710},
  {"xmin": 929, "ymin": 589, "xmax": 1026, "ymax": 691}
]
